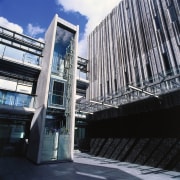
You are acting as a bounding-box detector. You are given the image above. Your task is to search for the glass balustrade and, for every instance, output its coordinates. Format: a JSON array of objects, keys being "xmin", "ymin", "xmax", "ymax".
[
  {"xmin": 0, "ymin": 90, "xmax": 35, "ymax": 108},
  {"xmin": 0, "ymin": 44, "xmax": 41, "ymax": 66}
]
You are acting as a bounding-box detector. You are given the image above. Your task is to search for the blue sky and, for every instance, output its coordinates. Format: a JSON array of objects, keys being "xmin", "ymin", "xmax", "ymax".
[
  {"xmin": 0, "ymin": 0, "xmax": 87, "ymax": 39},
  {"xmin": 0, "ymin": 0, "xmax": 121, "ymax": 57}
]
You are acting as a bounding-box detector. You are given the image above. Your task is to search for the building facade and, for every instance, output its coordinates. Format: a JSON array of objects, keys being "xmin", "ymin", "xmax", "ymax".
[
  {"xmin": 88, "ymin": 0, "xmax": 180, "ymax": 104},
  {"xmin": 0, "ymin": 25, "xmax": 44, "ymax": 159},
  {"xmin": 84, "ymin": 0, "xmax": 180, "ymax": 171},
  {"xmin": 0, "ymin": 14, "xmax": 79, "ymax": 164}
]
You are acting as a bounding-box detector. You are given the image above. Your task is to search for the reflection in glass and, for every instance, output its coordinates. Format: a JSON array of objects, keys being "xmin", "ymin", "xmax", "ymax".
[
  {"xmin": 52, "ymin": 81, "xmax": 64, "ymax": 105},
  {"xmin": 0, "ymin": 44, "xmax": 41, "ymax": 65},
  {"xmin": 52, "ymin": 26, "xmax": 74, "ymax": 78},
  {"xmin": 77, "ymin": 69, "xmax": 87, "ymax": 80},
  {"xmin": 0, "ymin": 90, "xmax": 34, "ymax": 108},
  {"xmin": 52, "ymin": 53, "xmax": 64, "ymax": 77},
  {"xmin": 48, "ymin": 80, "xmax": 65, "ymax": 107},
  {"xmin": 43, "ymin": 25, "xmax": 75, "ymax": 162}
]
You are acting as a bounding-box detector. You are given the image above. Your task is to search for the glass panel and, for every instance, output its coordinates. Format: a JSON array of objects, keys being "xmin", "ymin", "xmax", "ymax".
[
  {"xmin": 53, "ymin": 81, "xmax": 64, "ymax": 94},
  {"xmin": 0, "ymin": 44, "xmax": 5, "ymax": 57},
  {"xmin": 42, "ymin": 118, "xmax": 59, "ymax": 161},
  {"xmin": 3, "ymin": 46, "xmax": 24, "ymax": 61},
  {"xmin": 0, "ymin": 90, "xmax": 34, "ymax": 108},
  {"xmin": 4, "ymin": 92, "xmax": 15, "ymax": 105},
  {"xmin": 15, "ymin": 94, "xmax": 34, "ymax": 107},
  {"xmin": 80, "ymin": 71, "xmax": 87, "ymax": 79},
  {"xmin": 10, "ymin": 125, "xmax": 25, "ymax": 141},
  {"xmin": 1, "ymin": 45, "xmax": 40, "ymax": 65},
  {"xmin": 0, "ymin": 122, "xmax": 28, "ymax": 156},
  {"xmin": 52, "ymin": 94, "xmax": 64, "ymax": 105},
  {"xmin": 23, "ymin": 53, "xmax": 40, "ymax": 65},
  {"xmin": 54, "ymin": 26, "xmax": 74, "ymax": 57},
  {"xmin": 52, "ymin": 25, "xmax": 74, "ymax": 77},
  {"xmin": 52, "ymin": 53, "xmax": 64, "ymax": 77},
  {"xmin": 50, "ymin": 81, "xmax": 64, "ymax": 106},
  {"xmin": 41, "ymin": 118, "xmax": 70, "ymax": 161},
  {"xmin": 77, "ymin": 69, "xmax": 87, "ymax": 80},
  {"xmin": 48, "ymin": 80, "xmax": 65, "ymax": 108}
]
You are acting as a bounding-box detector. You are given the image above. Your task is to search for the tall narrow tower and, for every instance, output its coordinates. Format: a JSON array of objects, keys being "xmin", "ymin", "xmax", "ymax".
[{"xmin": 27, "ymin": 14, "xmax": 79, "ymax": 163}]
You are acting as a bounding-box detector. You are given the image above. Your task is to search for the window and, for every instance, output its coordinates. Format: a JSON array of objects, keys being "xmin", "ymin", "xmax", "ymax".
[{"xmin": 52, "ymin": 81, "xmax": 64, "ymax": 106}]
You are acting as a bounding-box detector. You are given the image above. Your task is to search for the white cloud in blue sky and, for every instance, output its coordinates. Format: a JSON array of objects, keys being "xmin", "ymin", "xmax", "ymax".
[
  {"xmin": 0, "ymin": 17, "xmax": 23, "ymax": 33},
  {"xmin": 0, "ymin": 17, "xmax": 45, "ymax": 39},
  {"xmin": 27, "ymin": 23, "xmax": 45, "ymax": 37},
  {"xmin": 56, "ymin": 0, "xmax": 122, "ymax": 57},
  {"xmin": 0, "ymin": 0, "xmax": 122, "ymax": 58}
]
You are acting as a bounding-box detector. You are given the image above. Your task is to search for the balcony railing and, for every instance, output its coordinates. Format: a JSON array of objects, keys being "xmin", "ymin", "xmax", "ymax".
[
  {"xmin": 0, "ymin": 90, "xmax": 35, "ymax": 108},
  {"xmin": 0, "ymin": 44, "xmax": 41, "ymax": 66},
  {"xmin": 0, "ymin": 26, "xmax": 44, "ymax": 53}
]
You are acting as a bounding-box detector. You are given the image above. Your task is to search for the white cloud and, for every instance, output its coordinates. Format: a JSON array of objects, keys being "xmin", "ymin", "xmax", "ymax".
[
  {"xmin": 37, "ymin": 37, "xmax": 45, "ymax": 42},
  {"xmin": 27, "ymin": 23, "xmax": 45, "ymax": 37},
  {"xmin": 56, "ymin": 27, "xmax": 72, "ymax": 44},
  {"xmin": 0, "ymin": 17, "xmax": 23, "ymax": 33},
  {"xmin": 56, "ymin": 0, "xmax": 122, "ymax": 57}
]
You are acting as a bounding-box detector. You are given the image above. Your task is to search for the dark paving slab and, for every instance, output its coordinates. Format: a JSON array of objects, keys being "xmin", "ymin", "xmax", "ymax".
[{"xmin": 0, "ymin": 157, "xmax": 141, "ymax": 180}]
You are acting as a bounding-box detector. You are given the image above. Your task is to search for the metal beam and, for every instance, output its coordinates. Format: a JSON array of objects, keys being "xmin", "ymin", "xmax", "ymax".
[{"xmin": 128, "ymin": 85, "xmax": 159, "ymax": 98}]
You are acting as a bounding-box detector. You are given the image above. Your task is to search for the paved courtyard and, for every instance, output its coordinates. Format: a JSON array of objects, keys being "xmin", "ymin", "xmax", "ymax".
[{"xmin": 0, "ymin": 151, "xmax": 180, "ymax": 180}]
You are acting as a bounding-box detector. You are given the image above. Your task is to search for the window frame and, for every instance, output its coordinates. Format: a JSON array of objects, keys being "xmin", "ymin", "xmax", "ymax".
[{"xmin": 48, "ymin": 78, "xmax": 66, "ymax": 108}]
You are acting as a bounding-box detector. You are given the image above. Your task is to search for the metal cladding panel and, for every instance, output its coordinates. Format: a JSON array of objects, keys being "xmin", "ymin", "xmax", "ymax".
[{"xmin": 88, "ymin": 0, "xmax": 180, "ymax": 101}]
